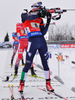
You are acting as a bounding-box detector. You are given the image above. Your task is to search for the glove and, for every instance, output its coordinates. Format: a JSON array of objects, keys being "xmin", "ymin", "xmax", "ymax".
[
  {"xmin": 38, "ymin": 6, "xmax": 47, "ymax": 18},
  {"xmin": 15, "ymin": 32, "xmax": 17, "ymax": 35},
  {"xmin": 46, "ymin": 12, "xmax": 52, "ymax": 25}
]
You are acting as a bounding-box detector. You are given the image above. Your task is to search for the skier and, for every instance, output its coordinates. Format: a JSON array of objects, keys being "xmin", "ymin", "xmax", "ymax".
[
  {"xmin": 14, "ymin": 23, "xmax": 36, "ymax": 77},
  {"xmin": 18, "ymin": 1, "xmax": 54, "ymax": 93},
  {"xmin": 11, "ymin": 32, "xmax": 24, "ymax": 67}
]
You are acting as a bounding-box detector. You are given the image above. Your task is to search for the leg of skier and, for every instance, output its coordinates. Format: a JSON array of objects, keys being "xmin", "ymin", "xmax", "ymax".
[
  {"xmin": 21, "ymin": 57, "xmax": 25, "ymax": 65},
  {"xmin": 18, "ymin": 40, "xmax": 37, "ymax": 92},
  {"xmin": 11, "ymin": 43, "xmax": 19, "ymax": 66},
  {"xmin": 14, "ymin": 42, "xmax": 24, "ymax": 76},
  {"xmin": 38, "ymin": 40, "xmax": 54, "ymax": 92},
  {"xmin": 30, "ymin": 63, "xmax": 36, "ymax": 75},
  {"xmin": 25, "ymin": 45, "xmax": 36, "ymax": 76}
]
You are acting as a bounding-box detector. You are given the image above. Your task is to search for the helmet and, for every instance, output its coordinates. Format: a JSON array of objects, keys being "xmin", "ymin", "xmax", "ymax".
[
  {"xmin": 30, "ymin": 2, "xmax": 42, "ymax": 14},
  {"xmin": 16, "ymin": 23, "xmax": 24, "ymax": 33}
]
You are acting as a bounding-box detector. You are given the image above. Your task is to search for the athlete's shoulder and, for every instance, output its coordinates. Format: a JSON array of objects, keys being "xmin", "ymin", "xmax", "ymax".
[{"xmin": 21, "ymin": 13, "xmax": 28, "ymax": 23}]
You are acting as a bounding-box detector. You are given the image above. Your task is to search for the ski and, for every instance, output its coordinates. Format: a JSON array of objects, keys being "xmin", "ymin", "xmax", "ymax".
[
  {"xmin": 19, "ymin": 92, "xmax": 25, "ymax": 100},
  {"xmin": 11, "ymin": 75, "xmax": 17, "ymax": 82},
  {"xmin": 8, "ymin": 84, "xmax": 15, "ymax": 100},
  {"xmin": 71, "ymin": 61, "xmax": 75, "ymax": 64},
  {"xmin": 37, "ymin": 87, "xmax": 69, "ymax": 100},
  {"xmin": 28, "ymin": 75, "xmax": 45, "ymax": 79},
  {"xmin": 9, "ymin": 64, "xmax": 25, "ymax": 66}
]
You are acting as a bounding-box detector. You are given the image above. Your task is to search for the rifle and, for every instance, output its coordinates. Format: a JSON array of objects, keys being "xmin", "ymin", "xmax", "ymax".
[
  {"xmin": 48, "ymin": 8, "xmax": 75, "ymax": 13},
  {"xmin": 24, "ymin": 7, "xmax": 75, "ymax": 20},
  {"xmin": 42, "ymin": 7, "xmax": 75, "ymax": 20}
]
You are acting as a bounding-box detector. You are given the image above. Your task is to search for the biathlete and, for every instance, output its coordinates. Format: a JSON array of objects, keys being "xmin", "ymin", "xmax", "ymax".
[
  {"xmin": 11, "ymin": 32, "xmax": 24, "ymax": 67},
  {"xmin": 14, "ymin": 23, "xmax": 36, "ymax": 76},
  {"xmin": 19, "ymin": 2, "xmax": 54, "ymax": 93}
]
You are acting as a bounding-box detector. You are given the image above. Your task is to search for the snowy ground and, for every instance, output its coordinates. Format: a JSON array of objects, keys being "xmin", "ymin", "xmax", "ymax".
[
  {"xmin": 0, "ymin": 48, "xmax": 75, "ymax": 100},
  {"xmin": 34, "ymin": 48, "xmax": 75, "ymax": 89},
  {"xmin": 48, "ymin": 48, "xmax": 75, "ymax": 90}
]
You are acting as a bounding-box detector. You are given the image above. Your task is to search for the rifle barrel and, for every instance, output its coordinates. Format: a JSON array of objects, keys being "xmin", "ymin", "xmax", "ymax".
[{"xmin": 64, "ymin": 9, "xmax": 75, "ymax": 11}]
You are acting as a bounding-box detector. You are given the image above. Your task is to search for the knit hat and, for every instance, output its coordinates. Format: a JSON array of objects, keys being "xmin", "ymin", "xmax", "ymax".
[{"xmin": 31, "ymin": 1, "xmax": 42, "ymax": 9}]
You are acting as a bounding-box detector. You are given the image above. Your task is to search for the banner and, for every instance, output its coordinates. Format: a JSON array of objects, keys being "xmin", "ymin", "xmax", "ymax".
[
  {"xmin": 48, "ymin": 44, "xmax": 60, "ymax": 49},
  {"xmin": 61, "ymin": 44, "xmax": 75, "ymax": 48}
]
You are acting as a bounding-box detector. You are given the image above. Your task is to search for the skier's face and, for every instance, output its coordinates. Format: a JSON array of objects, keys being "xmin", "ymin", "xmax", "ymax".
[
  {"xmin": 32, "ymin": 7, "xmax": 40, "ymax": 13},
  {"xmin": 21, "ymin": 30, "xmax": 25, "ymax": 33}
]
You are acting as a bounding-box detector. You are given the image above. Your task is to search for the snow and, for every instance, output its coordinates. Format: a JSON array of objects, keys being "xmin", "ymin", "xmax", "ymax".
[
  {"xmin": 33, "ymin": 47, "xmax": 75, "ymax": 90},
  {"xmin": 0, "ymin": 50, "xmax": 8, "ymax": 83},
  {"xmin": 0, "ymin": 48, "xmax": 75, "ymax": 99},
  {"xmin": 48, "ymin": 48, "xmax": 75, "ymax": 89}
]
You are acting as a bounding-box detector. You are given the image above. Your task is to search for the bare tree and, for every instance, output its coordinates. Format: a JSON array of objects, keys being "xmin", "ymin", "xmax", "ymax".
[{"xmin": 48, "ymin": 23, "xmax": 75, "ymax": 41}]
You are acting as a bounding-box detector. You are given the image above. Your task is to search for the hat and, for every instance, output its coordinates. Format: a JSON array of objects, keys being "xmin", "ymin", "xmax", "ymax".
[
  {"xmin": 16, "ymin": 23, "xmax": 24, "ymax": 33},
  {"xmin": 31, "ymin": 1, "xmax": 42, "ymax": 9}
]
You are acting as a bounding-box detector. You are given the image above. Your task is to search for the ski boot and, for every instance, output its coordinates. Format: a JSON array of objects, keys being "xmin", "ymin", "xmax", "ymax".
[
  {"xmin": 18, "ymin": 80, "xmax": 25, "ymax": 93},
  {"xmin": 14, "ymin": 67, "xmax": 18, "ymax": 77},
  {"xmin": 46, "ymin": 79, "xmax": 54, "ymax": 92},
  {"xmin": 31, "ymin": 67, "xmax": 36, "ymax": 76},
  {"xmin": 11, "ymin": 60, "xmax": 13, "ymax": 67},
  {"xmin": 21, "ymin": 59, "xmax": 25, "ymax": 66}
]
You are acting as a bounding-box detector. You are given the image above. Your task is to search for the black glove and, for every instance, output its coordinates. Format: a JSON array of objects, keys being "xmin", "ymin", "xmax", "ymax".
[
  {"xmin": 38, "ymin": 6, "xmax": 47, "ymax": 18},
  {"xmin": 46, "ymin": 12, "xmax": 51, "ymax": 25},
  {"xmin": 15, "ymin": 32, "xmax": 17, "ymax": 35}
]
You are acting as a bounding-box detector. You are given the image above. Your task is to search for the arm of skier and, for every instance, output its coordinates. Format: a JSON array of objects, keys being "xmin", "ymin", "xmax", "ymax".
[
  {"xmin": 40, "ymin": 12, "xmax": 51, "ymax": 35},
  {"xmin": 12, "ymin": 32, "xmax": 18, "ymax": 41}
]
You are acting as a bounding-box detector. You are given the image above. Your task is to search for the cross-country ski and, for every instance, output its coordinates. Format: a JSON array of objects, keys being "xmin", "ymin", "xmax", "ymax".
[
  {"xmin": 37, "ymin": 87, "xmax": 70, "ymax": 100},
  {"xmin": 19, "ymin": 91, "xmax": 25, "ymax": 100}
]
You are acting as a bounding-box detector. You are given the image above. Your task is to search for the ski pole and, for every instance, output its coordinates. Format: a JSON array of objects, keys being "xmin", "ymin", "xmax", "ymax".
[{"xmin": 8, "ymin": 84, "xmax": 14, "ymax": 100}]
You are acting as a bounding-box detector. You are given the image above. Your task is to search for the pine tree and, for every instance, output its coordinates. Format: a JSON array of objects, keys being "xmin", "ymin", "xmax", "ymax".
[{"xmin": 4, "ymin": 32, "xmax": 9, "ymax": 42}]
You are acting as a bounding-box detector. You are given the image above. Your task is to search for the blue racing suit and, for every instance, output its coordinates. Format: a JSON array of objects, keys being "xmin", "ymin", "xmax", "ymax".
[{"xmin": 20, "ymin": 13, "xmax": 50, "ymax": 80}]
